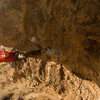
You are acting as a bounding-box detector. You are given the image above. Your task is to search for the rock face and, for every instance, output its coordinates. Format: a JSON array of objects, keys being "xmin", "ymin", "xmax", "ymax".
[
  {"xmin": 0, "ymin": 59, "xmax": 100, "ymax": 100},
  {"xmin": 0, "ymin": 0, "xmax": 100, "ymax": 99}
]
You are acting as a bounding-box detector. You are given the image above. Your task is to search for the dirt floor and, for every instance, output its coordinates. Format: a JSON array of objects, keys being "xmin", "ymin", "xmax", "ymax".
[{"xmin": 0, "ymin": 58, "xmax": 100, "ymax": 100}]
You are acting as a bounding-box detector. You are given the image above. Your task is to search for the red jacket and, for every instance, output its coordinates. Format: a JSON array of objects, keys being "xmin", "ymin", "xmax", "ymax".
[{"xmin": 0, "ymin": 50, "xmax": 14, "ymax": 62}]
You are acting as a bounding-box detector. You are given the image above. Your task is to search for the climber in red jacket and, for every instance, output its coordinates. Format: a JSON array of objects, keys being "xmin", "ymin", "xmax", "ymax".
[
  {"xmin": 0, "ymin": 46, "xmax": 43, "ymax": 68},
  {"xmin": 0, "ymin": 47, "xmax": 43, "ymax": 63},
  {"xmin": 0, "ymin": 46, "xmax": 57, "ymax": 63},
  {"xmin": 0, "ymin": 48, "xmax": 26, "ymax": 62}
]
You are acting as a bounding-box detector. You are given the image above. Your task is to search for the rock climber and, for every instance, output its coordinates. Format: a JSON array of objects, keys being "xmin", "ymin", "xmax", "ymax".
[
  {"xmin": 0, "ymin": 45, "xmax": 61, "ymax": 67},
  {"xmin": 0, "ymin": 45, "xmax": 42, "ymax": 67},
  {"xmin": 0, "ymin": 46, "xmax": 44, "ymax": 63},
  {"xmin": 0, "ymin": 47, "xmax": 25, "ymax": 63}
]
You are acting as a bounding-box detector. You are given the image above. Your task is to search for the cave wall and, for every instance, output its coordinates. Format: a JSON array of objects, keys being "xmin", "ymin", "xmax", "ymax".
[{"xmin": 0, "ymin": 0, "xmax": 100, "ymax": 86}]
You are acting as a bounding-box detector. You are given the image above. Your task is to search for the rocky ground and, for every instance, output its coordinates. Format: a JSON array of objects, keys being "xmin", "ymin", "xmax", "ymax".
[{"xmin": 0, "ymin": 58, "xmax": 100, "ymax": 100}]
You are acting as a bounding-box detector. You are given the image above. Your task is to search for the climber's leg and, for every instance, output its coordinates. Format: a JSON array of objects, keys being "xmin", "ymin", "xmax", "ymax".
[{"xmin": 25, "ymin": 50, "xmax": 41, "ymax": 58}]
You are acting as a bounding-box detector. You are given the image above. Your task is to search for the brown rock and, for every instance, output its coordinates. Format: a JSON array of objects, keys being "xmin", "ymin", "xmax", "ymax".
[{"xmin": 0, "ymin": 0, "xmax": 100, "ymax": 99}]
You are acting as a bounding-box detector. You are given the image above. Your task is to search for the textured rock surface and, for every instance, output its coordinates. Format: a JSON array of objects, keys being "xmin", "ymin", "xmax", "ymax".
[
  {"xmin": 0, "ymin": 0, "xmax": 100, "ymax": 99},
  {"xmin": 0, "ymin": 59, "xmax": 100, "ymax": 100}
]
